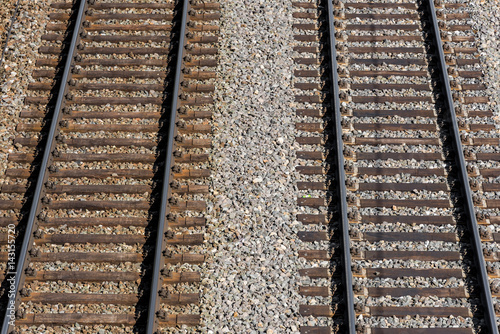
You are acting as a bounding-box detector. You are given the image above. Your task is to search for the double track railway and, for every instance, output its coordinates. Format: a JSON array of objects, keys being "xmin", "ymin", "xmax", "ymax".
[
  {"xmin": 0, "ymin": 0, "xmax": 499, "ymax": 333},
  {"xmin": 0, "ymin": 0, "xmax": 219, "ymax": 332}
]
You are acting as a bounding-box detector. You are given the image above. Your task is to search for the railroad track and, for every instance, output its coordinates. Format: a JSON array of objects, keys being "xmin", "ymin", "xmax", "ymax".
[
  {"xmin": 0, "ymin": 0, "xmax": 219, "ymax": 332},
  {"xmin": 293, "ymin": 0, "xmax": 499, "ymax": 333}
]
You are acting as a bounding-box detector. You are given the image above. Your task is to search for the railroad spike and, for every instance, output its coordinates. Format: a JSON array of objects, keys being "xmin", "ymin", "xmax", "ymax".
[
  {"xmin": 48, "ymin": 165, "xmax": 59, "ymax": 173},
  {"xmin": 15, "ymin": 310, "xmax": 25, "ymax": 320},
  {"xmin": 29, "ymin": 249, "xmax": 40, "ymax": 257},
  {"xmin": 19, "ymin": 288, "xmax": 30, "ymax": 298},
  {"xmin": 158, "ymin": 289, "xmax": 169, "ymax": 298},
  {"xmin": 25, "ymin": 267, "xmax": 36, "ymax": 277},
  {"xmin": 160, "ymin": 268, "xmax": 172, "ymax": 277},
  {"xmin": 33, "ymin": 229, "xmax": 44, "ymax": 239},
  {"xmin": 174, "ymin": 135, "xmax": 185, "ymax": 143},
  {"xmin": 156, "ymin": 310, "xmax": 167, "ymax": 320}
]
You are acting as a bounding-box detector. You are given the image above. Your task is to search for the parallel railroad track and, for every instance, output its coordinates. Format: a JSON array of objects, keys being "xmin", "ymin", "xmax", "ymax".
[
  {"xmin": 293, "ymin": 0, "xmax": 499, "ymax": 333},
  {"xmin": 0, "ymin": 0, "xmax": 219, "ymax": 332}
]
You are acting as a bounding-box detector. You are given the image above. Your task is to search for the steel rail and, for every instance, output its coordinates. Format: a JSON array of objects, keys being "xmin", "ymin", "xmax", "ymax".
[
  {"xmin": 0, "ymin": 0, "xmax": 87, "ymax": 332},
  {"xmin": 0, "ymin": 0, "xmax": 21, "ymax": 66},
  {"xmin": 426, "ymin": 0, "xmax": 499, "ymax": 332},
  {"xmin": 146, "ymin": 0, "xmax": 189, "ymax": 332},
  {"xmin": 325, "ymin": 0, "xmax": 356, "ymax": 332}
]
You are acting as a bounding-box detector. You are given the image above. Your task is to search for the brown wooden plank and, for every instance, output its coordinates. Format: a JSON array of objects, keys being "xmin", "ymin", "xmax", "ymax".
[
  {"xmin": 38, "ymin": 234, "xmax": 145, "ymax": 245},
  {"xmin": 299, "ymin": 268, "xmax": 330, "ymax": 278},
  {"xmin": 352, "ymin": 96, "xmax": 432, "ymax": 103},
  {"xmin": 294, "ymin": 58, "xmax": 320, "ymax": 65},
  {"xmin": 297, "ymin": 214, "xmax": 327, "ymax": 225},
  {"xmin": 52, "ymin": 2, "xmax": 220, "ymax": 10},
  {"xmin": 360, "ymin": 199, "xmax": 451, "ymax": 208},
  {"xmin": 298, "ymin": 231, "xmax": 329, "ymax": 242},
  {"xmin": 36, "ymin": 252, "xmax": 143, "ymax": 263},
  {"xmin": 296, "ymin": 123, "xmax": 322, "ymax": 132},
  {"xmin": 358, "ymin": 183, "xmax": 447, "ymax": 192},
  {"xmin": 298, "ymin": 250, "xmax": 329, "ymax": 261},
  {"xmin": 351, "ymin": 58, "xmax": 426, "ymax": 66},
  {"xmin": 481, "ymin": 169, "xmax": 500, "ymax": 177},
  {"xmin": 297, "ymin": 198, "xmax": 326, "ymax": 208},
  {"xmin": 296, "ymin": 137, "xmax": 323, "ymax": 145},
  {"xmin": 368, "ymin": 306, "xmax": 471, "ymax": 317},
  {"xmin": 362, "ymin": 232, "xmax": 457, "ymax": 242},
  {"xmin": 48, "ymin": 200, "xmax": 150, "ymax": 210},
  {"xmin": 349, "ymin": 35, "xmax": 421, "ymax": 42},
  {"xmin": 50, "ymin": 185, "xmax": 151, "ymax": 194},
  {"xmin": 355, "ymin": 152, "xmax": 443, "ymax": 161},
  {"xmin": 42, "ymin": 217, "xmax": 148, "ymax": 227},
  {"xmin": 477, "ymin": 153, "xmax": 500, "ymax": 161},
  {"xmin": 297, "ymin": 182, "xmax": 326, "ymax": 190},
  {"xmin": 370, "ymin": 328, "xmax": 473, "ymax": 334},
  {"xmin": 356, "ymin": 167, "xmax": 445, "ymax": 177},
  {"xmin": 4, "ymin": 168, "xmax": 207, "ymax": 180},
  {"xmin": 163, "ymin": 272, "xmax": 201, "ymax": 285},
  {"xmin": 297, "ymin": 151, "xmax": 324, "ymax": 160},
  {"xmin": 299, "ymin": 305, "xmax": 332, "ymax": 317},
  {"xmin": 367, "ymin": 287, "xmax": 467, "ymax": 297},
  {"xmin": 351, "ymin": 83, "xmax": 429, "ymax": 90},
  {"xmin": 349, "ymin": 47, "xmax": 423, "ymax": 54},
  {"xmin": 356, "ymin": 138, "xmax": 439, "ymax": 145},
  {"xmin": 30, "ymin": 271, "xmax": 140, "ymax": 282},
  {"xmin": 364, "ymin": 251, "xmax": 460, "ymax": 261},
  {"xmin": 346, "ymin": 24, "xmax": 419, "ymax": 31},
  {"xmin": 0, "ymin": 200, "xmax": 22, "ymax": 209},
  {"xmin": 301, "ymin": 327, "xmax": 331, "ymax": 334},
  {"xmin": 486, "ymin": 200, "xmax": 500, "ymax": 208},
  {"xmin": 26, "ymin": 293, "xmax": 139, "ymax": 305},
  {"xmin": 483, "ymin": 183, "xmax": 500, "ymax": 192},
  {"xmin": 361, "ymin": 215, "xmax": 454, "ymax": 225},
  {"xmin": 345, "ymin": 3, "xmax": 416, "ymax": 8},
  {"xmin": 364, "ymin": 268, "xmax": 463, "ymax": 279},
  {"xmin": 296, "ymin": 166, "xmax": 324, "ymax": 175},
  {"xmin": 166, "ymin": 234, "xmax": 204, "ymax": 246},
  {"xmin": 299, "ymin": 286, "xmax": 329, "ymax": 297},
  {"xmin": 352, "ymin": 109, "xmax": 434, "ymax": 117},
  {"xmin": 350, "ymin": 70, "xmax": 427, "ymax": 77},
  {"xmin": 345, "ymin": 13, "xmax": 418, "ymax": 19},
  {"xmin": 353, "ymin": 123, "xmax": 436, "ymax": 131},
  {"xmin": 18, "ymin": 313, "xmax": 136, "ymax": 325}
]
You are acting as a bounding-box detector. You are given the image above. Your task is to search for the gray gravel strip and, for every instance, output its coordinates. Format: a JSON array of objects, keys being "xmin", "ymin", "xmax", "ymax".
[{"xmin": 194, "ymin": 0, "xmax": 304, "ymax": 333}]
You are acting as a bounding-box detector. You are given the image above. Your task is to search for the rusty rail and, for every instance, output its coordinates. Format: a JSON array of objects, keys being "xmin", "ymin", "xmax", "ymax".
[
  {"xmin": 425, "ymin": 0, "xmax": 499, "ymax": 332},
  {"xmin": 146, "ymin": 0, "xmax": 189, "ymax": 332},
  {"xmin": 0, "ymin": 0, "xmax": 88, "ymax": 332},
  {"xmin": 325, "ymin": 0, "xmax": 356, "ymax": 332}
]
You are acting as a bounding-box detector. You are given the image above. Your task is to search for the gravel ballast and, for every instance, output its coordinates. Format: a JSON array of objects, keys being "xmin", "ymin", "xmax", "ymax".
[{"xmin": 197, "ymin": 0, "xmax": 304, "ymax": 332}]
